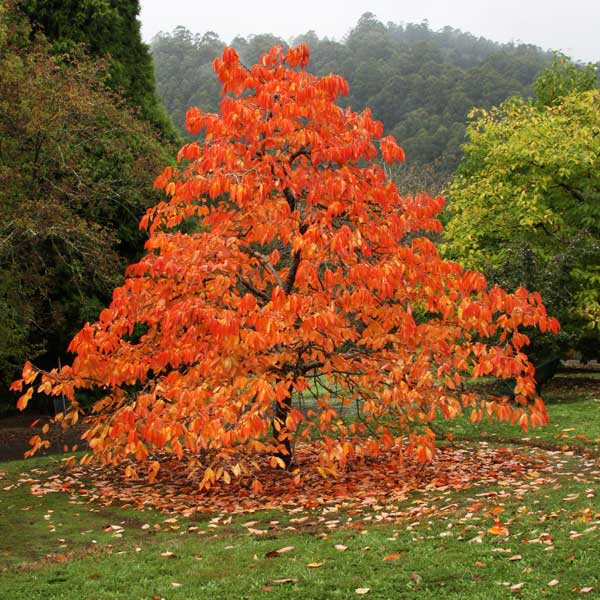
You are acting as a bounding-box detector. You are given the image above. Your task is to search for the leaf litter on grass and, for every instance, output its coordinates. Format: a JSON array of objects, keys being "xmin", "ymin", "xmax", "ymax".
[{"xmin": 5, "ymin": 441, "xmax": 600, "ymax": 536}]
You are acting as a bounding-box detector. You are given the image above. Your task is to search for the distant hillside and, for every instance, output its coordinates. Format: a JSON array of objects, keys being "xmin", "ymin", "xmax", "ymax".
[{"xmin": 151, "ymin": 12, "xmax": 554, "ymax": 172}]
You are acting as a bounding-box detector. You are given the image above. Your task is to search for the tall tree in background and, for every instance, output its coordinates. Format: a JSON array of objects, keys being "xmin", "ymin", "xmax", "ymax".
[
  {"xmin": 18, "ymin": 0, "xmax": 178, "ymax": 142},
  {"xmin": 0, "ymin": 2, "xmax": 173, "ymax": 399},
  {"xmin": 14, "ymin": 46, "xmax": 556, "ymax": 485},
  {"xmin": 151, "ymin": 26, "xmax": 225, "ymax": 131},
  {"xmin": 444, "ymin": 56, "xmax": 600, "ymax": 359}
]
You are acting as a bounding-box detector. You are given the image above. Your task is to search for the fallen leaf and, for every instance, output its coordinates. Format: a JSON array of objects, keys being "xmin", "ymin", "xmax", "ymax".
[
  {"xmin": 272, "ymin": 578, "xmax": 298, "ymax": 585},
  {"xmin": 243, "ymin": 520, "xmax": 259, "ymax": 527},
  {"xmin": 383, "ymin": 553, "xmax": 401, "ymax": 561},
  {"xmin": 334, "ymin": 544, "xmax": 348, "ymax": 551},
  {"xmin": 548, "ymin": 580, "xmax": 559, "ymax": 587},
  {"xmin": 160, "ymin": 551, "xmax": 176, "ymax": 558},
  {"xmin": 580, "ymin": 588, "xmax": 594, "ymax": 594},
  {"xmin": 511, "ymin": 582, "xmax": 524, "ymax": 593},
  {"xmin": 307, "ymin": 562, "xmax": 323, "ymax": 568},
  {"xmin": 355, "ymin": 588, "xmax": 370, "ymax": 595},
  {"xmin": 474, "ymin": 561, "xmax": 486, "ymax": 568},
  {"xmin": 509, "ymin": 555, "xmax": 522, "ymax": 561},
  {"xmin": 489, "ymin": 524, "xmax": 510, "ymax": 536},
  {"xmin": 171, "ymin": 582, "xmax": 182, "ymax": 588},
  {"xmin": 265, "ymin": 546, "xmax": 295, "ymax": 558}
]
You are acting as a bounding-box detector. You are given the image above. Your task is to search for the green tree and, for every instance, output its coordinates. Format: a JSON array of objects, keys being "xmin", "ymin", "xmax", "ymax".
[
  {"xmin": 444, "ymin": 59, "xmax": 600, "ymax": 358},
  {"xmin": 534, "ymin": 52, "xmax": 598, "ymax": 107},
  {"xmin": 0, "ymin": 3, "xmax": 173, "ymax": 400},
  {"xmin": 17, "ymin": 0, "xmax": 177, "ymax": 142},
  {"xmin": 151, "ymin": 27, "xmax": 224, "ymax": 135}
]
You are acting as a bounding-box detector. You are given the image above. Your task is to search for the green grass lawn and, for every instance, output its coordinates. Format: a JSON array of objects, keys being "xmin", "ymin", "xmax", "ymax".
[
  {"xmin": 434, "ymin": 374, "xmax": 600, "ymax": 455},
  {"xmin": 1, "ymin": 376, "xmax": 599, "ymax": 599}
]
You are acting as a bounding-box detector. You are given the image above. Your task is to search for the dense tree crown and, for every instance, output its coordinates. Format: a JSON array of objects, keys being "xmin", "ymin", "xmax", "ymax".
[
  {"xmin": 0, "ymin": 3, "xmax": 173, "ymax": 395},
  {"xmin": 151, "ymin": 14, "xmax": 554, "ymax": 172},
  {"xmin": 18, "ymin": 0, "xmax": 177, "ymax": 142},
  {"xmin": 444, "ymin": 57, "xmax": 600, "ymax": 359},
  {"xmin": 14, "ymin": 46, "xmax": 558, "ymax": 487}
]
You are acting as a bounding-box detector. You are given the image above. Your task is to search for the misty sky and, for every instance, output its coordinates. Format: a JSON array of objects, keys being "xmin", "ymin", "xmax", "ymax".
[{"xmin": 139, "ymin": 0, "xmax": 600, "ymax": 63}]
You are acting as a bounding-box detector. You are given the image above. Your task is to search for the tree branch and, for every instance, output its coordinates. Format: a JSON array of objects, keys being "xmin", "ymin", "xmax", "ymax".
[
  {"xmin": 557, "ymin": 182, "xmax": 587, "ymax": 203},
  {"xmin": 284, "ymin": 250, "xmax": 301, "ymax": 295},
  {"xmin": 236, "ymin": 275, "xmax": 270, "ymax": 302},
  {"xmin": 239, "ymin": 245, "xmax": 285, "ymax": 289},
  {"xmin": 299, "ymin": 359, "xmax": 324, "ymax": 374},
  {"xmin": 289, "ymin": 145, "xmax": 311, "ymax": 165},
  {"xmin": 283, "ymin": 186, "xmax": 296, "ymax": 212}
]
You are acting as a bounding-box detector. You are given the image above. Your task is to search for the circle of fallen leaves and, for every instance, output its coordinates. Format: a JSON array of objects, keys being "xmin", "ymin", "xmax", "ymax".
[{"xmin": 13, "ymin": 442, "xmax": 567, "ymax": 521}]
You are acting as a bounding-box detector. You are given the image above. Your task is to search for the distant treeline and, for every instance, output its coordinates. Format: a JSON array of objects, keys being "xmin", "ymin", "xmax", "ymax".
[{"xmin": 151, "ymin": 12, "xmax": 555, "ymax": 173}]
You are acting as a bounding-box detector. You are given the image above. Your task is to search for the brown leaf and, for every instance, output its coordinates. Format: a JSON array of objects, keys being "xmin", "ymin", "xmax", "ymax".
[
  {"xmin": 510, "ymin": 582, "xmax": 524, "ymax": 593},
  {"xmin": 265, "ymin": 546, "xmax": 295, "ymax": 558},
  {"xmin": 272, "ymin": 578, "xmax": 298, "ymax": 585},
  {"xmin": 307, "ymin": 562, "xmax": 323, "ymax": 568},
  {"xmin": 548, "ymin": 580, "xmax": 559, "ymax": 587},
  {"xmin": 334, "ymin": 544, "xmax": 348, "ymax": 551},
  {"xmin": 509, "ymin": 555, "xmax": 522, "ymax": 561},
  {"xmin": 160, "ymin": 551, "xmax": 176, "ymax": 558}
]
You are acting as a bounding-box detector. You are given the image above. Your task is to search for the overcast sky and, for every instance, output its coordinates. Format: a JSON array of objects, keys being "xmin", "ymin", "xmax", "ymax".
[{"xmin": 139, "ymin": 0, "xmax": 600, "ymax": 63}]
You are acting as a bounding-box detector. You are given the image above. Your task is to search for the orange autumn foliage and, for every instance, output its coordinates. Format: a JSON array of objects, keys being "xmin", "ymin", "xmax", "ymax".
[{"xmin": 12, "ymin": 44, "xmax": 559, "ymax": 485}]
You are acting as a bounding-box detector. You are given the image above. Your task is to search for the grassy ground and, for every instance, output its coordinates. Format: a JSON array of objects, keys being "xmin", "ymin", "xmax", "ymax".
[
  {"xmin": 435, "ymin": 372, "xmax": 600, "ymax": 455},
  {"xmin": 1, "ymin": 374, "xmax": 599, "ymax": 599}
]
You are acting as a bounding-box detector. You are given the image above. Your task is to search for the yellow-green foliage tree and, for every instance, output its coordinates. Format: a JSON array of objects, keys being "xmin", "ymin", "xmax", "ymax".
[{"xmin": 444, "ymin": 57, "xmax": 599, "ymax": 358}]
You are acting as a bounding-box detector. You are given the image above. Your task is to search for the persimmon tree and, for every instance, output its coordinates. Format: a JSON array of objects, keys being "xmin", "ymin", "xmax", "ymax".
[{"xmin": 12, "ymin": 45, "xmax": 558, "ymax": 488}]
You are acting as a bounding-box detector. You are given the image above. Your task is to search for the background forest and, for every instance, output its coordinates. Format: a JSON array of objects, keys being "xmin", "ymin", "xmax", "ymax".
[
  {"xmin": 0, "ymin": 3, "xmax": 598, "ymax": 411},
  {"xmin": 151, "ymin": 13, "xmax": 557, "ymax": 175}
]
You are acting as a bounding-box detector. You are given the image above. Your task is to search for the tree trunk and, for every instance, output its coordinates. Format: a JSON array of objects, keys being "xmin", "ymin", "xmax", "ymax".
[{"xmin": 273, "ymin": 383, "xmax": 294, "ymax": 469}]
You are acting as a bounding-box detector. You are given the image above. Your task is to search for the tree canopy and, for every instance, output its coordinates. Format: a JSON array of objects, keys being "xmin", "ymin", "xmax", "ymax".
[
  {"xmin": 14, "ymin": 45, "xmax": 557, "ymax": 487},
  {"xmin": 0, "ymin": 2, "xmax": 174, "ymax": 395},
  {"xmin": 444, "ymin": 57, "xmax": 600, "ymax": 359},
  {"xmin": 18, "ymin": 0, "xmax": 178, "ymax": 142}
]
